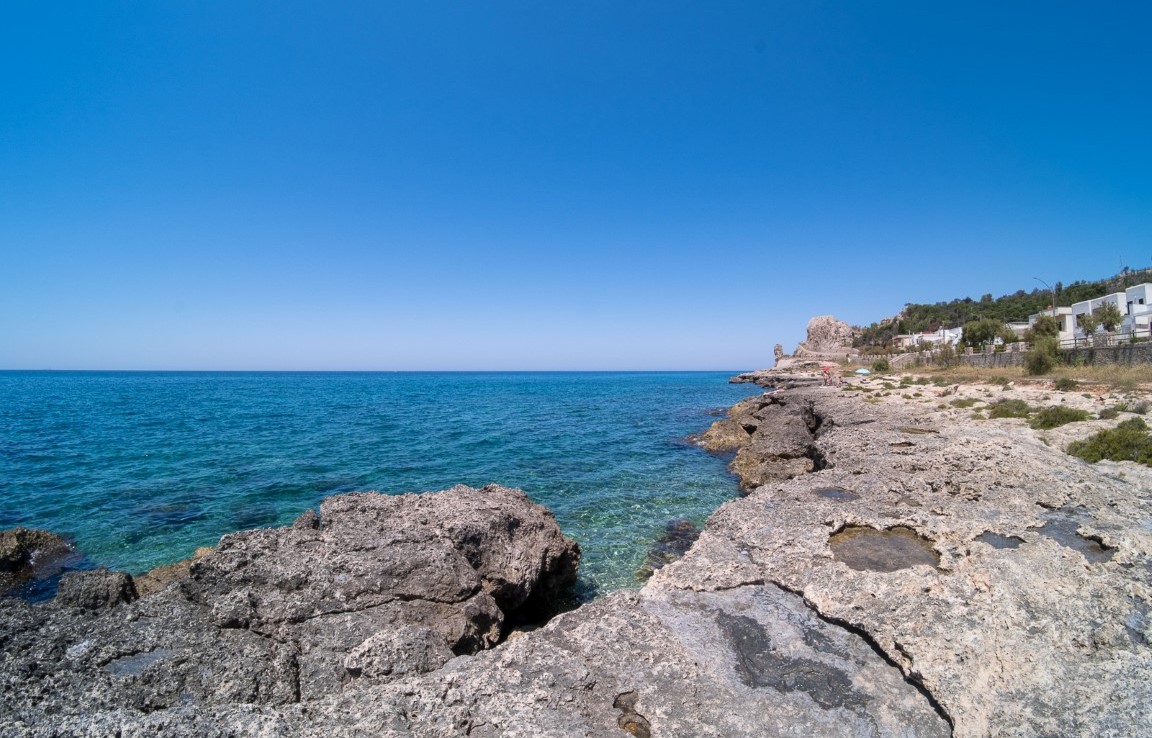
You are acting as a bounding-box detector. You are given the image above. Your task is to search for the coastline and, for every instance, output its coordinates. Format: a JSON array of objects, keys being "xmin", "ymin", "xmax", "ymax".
[{"xmin": 3, "ymin": 370, "xmax": 1152, "ymax": 735}]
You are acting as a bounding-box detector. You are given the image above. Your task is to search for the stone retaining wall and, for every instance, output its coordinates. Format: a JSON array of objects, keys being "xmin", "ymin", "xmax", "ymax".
[{"xmin": 961, "ymin": 341, "xmax": 1152, "ymax": 368}]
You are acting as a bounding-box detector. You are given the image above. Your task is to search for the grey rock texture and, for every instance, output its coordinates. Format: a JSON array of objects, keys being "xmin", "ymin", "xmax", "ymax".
[
  {"xmin": 692, "ymin": 379, "xmax": 1152, "ymax": 736},
  {"xmin": 54, "ymin": 568, "xmax": 137, "ymax": 610},
  {"xmin": 700, "ymin": 393, "xmax": 825, "ymax": 489},
  {"xmin": 731, "ymin": 368, "xmax": 825, "ymax": 389},
  {"xmin": 0, "ymin": 484, "xmax": 582, "ymax": 735},
  {"xmin": 0, "ymin": 527, "xmax": 76, "ymax": 595}
]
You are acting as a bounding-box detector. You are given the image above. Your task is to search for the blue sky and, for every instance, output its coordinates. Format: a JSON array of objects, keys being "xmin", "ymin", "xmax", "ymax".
[{"xmin": 2, "ymin": 2, "xmax": 1149, "ymax": 369}]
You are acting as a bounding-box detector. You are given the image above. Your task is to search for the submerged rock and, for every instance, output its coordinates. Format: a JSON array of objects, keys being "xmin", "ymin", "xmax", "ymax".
[{"xmin": 635, "ymin": 518, "xmax": 700, "ymax": 581}]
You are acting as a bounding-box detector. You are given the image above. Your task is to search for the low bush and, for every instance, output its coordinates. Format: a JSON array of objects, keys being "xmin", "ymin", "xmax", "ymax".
[
  {"xmin": 1098, "ymin": 407, "xmax": 1121, "ymax": 420},
  {"xmin": 1029, "ymin": 406, "xmax": 1091, "ymax": 429},
  {"xmin": 1067, "ymin": 417, "xmax": 1152, "ymax": 466},
  {"xmin": 871, "ymin": 358, "xmax": 890, "ymax": 372},
  {"xmin": 988, "ymin": 399, "xmax": 1033, "ymax": 419},
  {"xmin": 1133, "ymin": 400, "xmax": 1151, "ymax": 415},
  {"xmin": 950, "ymin": 398, "xmax": 978, "ymax": 408},
  {"xmin": 1053, "ymin": 377, "xmax": 1078, "ymax": 392},
  {"xmin": 1025, "ymin": 336, "xmax": 1060, "ymax": 375}
]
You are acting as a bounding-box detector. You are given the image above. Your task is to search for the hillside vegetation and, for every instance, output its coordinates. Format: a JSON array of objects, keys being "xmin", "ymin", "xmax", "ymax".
[{"xmin": 855, "ymin": 267, "xmax": 1152, "ymax": 349}]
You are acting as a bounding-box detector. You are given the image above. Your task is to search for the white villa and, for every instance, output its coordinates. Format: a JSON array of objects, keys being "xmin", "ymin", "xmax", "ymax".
[
  {"xmin": 1029, "ymin": 282, "xmax": 1152, "ymax": 343},
  {"xmin": 892, "ymin": 326, "xmax": 963, "ymax": 350}
]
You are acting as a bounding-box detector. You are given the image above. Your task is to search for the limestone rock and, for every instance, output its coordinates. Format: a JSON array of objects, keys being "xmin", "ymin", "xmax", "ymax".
[
  {"xmin": 795, "ymin": 314, "xmax": 856, "ymax": 357},
  {"xmin": 134, "ymin": 546, "xmax": 214, "ymax": 597},
  {"xmin": 695, "ymin": 382, "xmax": 1152, "ymax": 736},
  {"xmin": 701, "ymin": 393, "xmax": 825, "ymax": 490},
  {"xmin": 54, "ymin": 568, "xmax": 137, "ymax": 610},
  {"xmin": 0, "ymin": 527, "xmax": 78, "ymax": 596},
  {"xmin": 0, "ymin": 484, "xmax": 582, "ymax": 733}
]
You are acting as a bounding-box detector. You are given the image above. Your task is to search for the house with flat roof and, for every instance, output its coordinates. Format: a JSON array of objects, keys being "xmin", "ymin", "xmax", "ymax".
[
  {"xmin": 1027, "ymin": 306, "xmax": 1075, "ymax": 343},
  {"xmin": 892, "ymin": 327, "xmax": 963, "ymax": 349},
  {"xmin": 1028, "ymin": 282, "xmax": 1152, "ymax": 343}
]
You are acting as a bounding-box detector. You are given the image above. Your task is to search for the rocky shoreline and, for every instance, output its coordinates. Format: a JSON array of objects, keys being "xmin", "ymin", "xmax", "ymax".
[{"xmin": 3, "ymin": 372, "xmax": 1152, "ymax": 736}]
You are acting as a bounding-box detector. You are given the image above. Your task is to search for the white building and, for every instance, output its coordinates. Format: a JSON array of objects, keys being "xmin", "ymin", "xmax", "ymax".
[
  {"xmin": 1124, "ymin": 284, "xmax": 1152, "ymax": 333},
  {"xmin": 1028, "ymin": 306, "xmax": 1075, "ymax": 343},
  {"xmin": 1070, "ymin": 292, "xmax": 1126, "ymax": 336},
  {"xmin": 892, "ymin": 327, "xmax": 963, "ymax": 350},
  {"xmin": 1028, "ymin": 282, "xmax": 1152, "ymax": 343}
]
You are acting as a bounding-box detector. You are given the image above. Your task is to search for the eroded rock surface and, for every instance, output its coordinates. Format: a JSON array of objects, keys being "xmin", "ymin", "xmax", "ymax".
[
  {"xmin": 686, "ymin": 380, "xmax": 1152, "ymax": 736},
  {"xmin": 0, "ymin": 527, "xmax": 80, "ymax": 598},
  {"xmin": 0, "ymin": 484, "xmax": 582, "ymax": 734}
]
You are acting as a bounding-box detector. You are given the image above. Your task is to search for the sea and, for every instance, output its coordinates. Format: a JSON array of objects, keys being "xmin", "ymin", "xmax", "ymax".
[{"xmin": 0, "ymin": 371, "xmax": 761, "ymax": 600}]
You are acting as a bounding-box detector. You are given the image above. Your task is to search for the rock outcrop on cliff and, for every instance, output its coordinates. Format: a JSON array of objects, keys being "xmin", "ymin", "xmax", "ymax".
[{"xmin": 794, "ymin": 315, "xmax": 857, "ymax": 359}]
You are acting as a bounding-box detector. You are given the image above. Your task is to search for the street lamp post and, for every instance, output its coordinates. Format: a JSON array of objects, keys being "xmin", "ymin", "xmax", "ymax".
[{"xmin": 1033, "ymin": 277, "xmax": 1056, "ymax": 311}]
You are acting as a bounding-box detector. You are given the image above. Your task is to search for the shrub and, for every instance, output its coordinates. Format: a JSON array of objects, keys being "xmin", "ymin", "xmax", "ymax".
[
  {"xmin": 1025, "ymin": 336, "xmax": 1060, "ymax": 375},
  {"xmin": 1098, "ymin": 407, "xmax": 1120, "ymax": 420},
  {"xmin": 1029, "ymin": 406, "xmax": 1091, "ymax": 429},
  {"xmin": 1133, "ymin": 400, "xmax": 1151, "ymax": 415},
  {"xmin": 988, "ymin": 399, "xmax": 1033, "ymax": 419},
  {"xmin": 1053, "ymin": 377, "xmax": 1078, "ymax": 392},
  {"xmin": 871, "ymin": 358, "xmax": 890, "ymax": 372},
  {"xmin": 950, "ymin": 398, "xmax": 978, "ymax": 408},
  {"xmin": 934, "ymin": 342, "xmax": 960, "ymax": 368},
  {"xmin": 1067, "ymin": 417, "xmax": 1152, "ymax": 465}
]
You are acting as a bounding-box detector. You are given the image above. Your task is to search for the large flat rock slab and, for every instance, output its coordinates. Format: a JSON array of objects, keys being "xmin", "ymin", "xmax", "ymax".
[{"xmin": 688, "ymin": 381, "xmax": 1152, "ymax": 736}]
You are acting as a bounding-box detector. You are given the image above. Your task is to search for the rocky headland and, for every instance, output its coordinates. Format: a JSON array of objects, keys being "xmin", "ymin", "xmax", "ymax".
[{"xmin": 3, "ymin": 371, "xmax": 1152, "ymax": 736}]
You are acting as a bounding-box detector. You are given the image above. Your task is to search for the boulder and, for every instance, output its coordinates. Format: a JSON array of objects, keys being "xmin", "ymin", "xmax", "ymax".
[
  {"xmin": 0, "ymin": 484, "xmax": 581, "ymax": 731},
  {"xmin": 0, "ymin": 527, "xmax": 78, "ymax": 596},
  {"xmin": 54, "ymin": 568, "xmax": 137, "ymax": 610},
  {"xmin": 794, "ymin": 314, "xmax": 856, "ymax": 357}
]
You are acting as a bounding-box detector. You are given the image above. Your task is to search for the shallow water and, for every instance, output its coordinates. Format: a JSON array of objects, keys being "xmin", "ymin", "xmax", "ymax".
[
  {"xmin": 0, "ymin": 371, "xmax": 760, "ymax": 599},
  {"xmin": 829, "ymin": 526, "xmax": 940, "ymax": 572},
  {"xmin": 1038, "ymin": 511, "xmax": 1115, "ymax": 563}
]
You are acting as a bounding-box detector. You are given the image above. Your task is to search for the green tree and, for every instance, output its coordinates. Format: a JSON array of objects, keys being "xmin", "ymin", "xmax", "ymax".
[
  {"xmin": 1026, "ymin": 314, "xmax": 1060, "ymax": 340},
  {"xmin": 1078, "ymin": 311, "xmax": 1100, "ymax": 335},
  {"xmin": 1096, "ymin": 302, "xmax": 1123, "ymax": 332},
  {"xmin": 962, "ymin": 318, "xmax": 1011, "ymax": 349}
]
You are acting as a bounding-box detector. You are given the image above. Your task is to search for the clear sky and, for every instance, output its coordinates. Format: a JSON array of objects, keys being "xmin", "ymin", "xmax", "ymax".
[{"xmin": 2, "ymin": 2, "xmax": 1149, "ymax": 370}]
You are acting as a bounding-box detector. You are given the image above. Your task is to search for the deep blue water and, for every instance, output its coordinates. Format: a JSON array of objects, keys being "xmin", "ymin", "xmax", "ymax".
[{"xmin": 0, "ymin": 371, "xmax": 759, "ymax": 599}]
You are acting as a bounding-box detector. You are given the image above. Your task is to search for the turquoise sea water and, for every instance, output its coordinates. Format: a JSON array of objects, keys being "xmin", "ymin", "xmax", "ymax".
[{"xmin": 0, "ymin": 371, "xmax": 760, "ymax": 599}]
